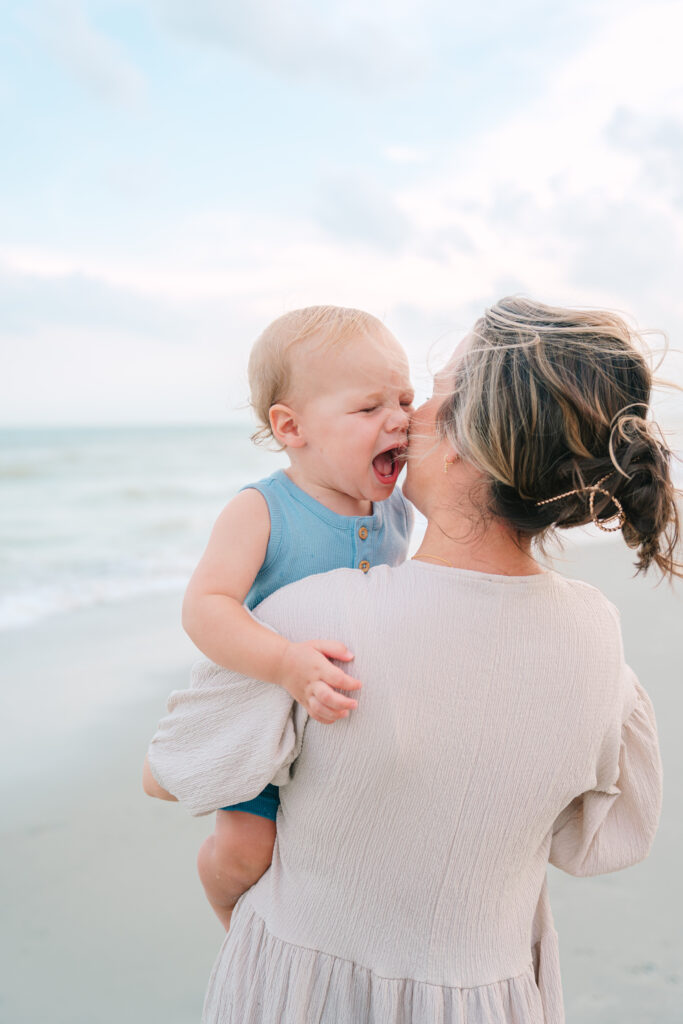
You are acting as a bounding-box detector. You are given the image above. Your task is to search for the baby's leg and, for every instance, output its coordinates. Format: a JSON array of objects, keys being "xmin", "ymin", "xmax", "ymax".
[{"xmin": 197, "ymin": 809, "xmax": 276, "ymax": 930}]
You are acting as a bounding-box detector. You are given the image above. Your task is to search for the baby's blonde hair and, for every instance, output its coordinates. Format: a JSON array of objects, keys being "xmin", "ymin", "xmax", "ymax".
[{"xmin": 248, "ymin": 305, "xmax": 387, "ymax": 445}]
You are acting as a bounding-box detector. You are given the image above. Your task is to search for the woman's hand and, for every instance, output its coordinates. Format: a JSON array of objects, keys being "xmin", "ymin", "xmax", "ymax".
[{"xmin": 277, "ymin": 641, "xmax": 362, "ymax": 724}]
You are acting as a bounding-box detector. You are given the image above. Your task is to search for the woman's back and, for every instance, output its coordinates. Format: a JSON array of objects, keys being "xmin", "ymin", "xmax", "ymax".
[{"xmin": 162, "ymin": 559, "xmax": 659, "ymax": 1022}]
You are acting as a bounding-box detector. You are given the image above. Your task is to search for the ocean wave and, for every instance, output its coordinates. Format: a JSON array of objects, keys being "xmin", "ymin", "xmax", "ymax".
[
  {"xmin": 2, "ymin": 423, "xmax": 675, "ymax": 634},
  {"xmin": 117, "ymin": 482, "xmax": 232, "ymax": 501},
  {"xmin": 0, "ymin": 574, "xmax": 190, "ymax": 631}
]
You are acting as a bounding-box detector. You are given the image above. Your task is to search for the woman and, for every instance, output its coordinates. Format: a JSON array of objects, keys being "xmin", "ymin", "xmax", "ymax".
[{"xmin": 146, "ymin": 298, "xmax": 676, "ymax": 1023}]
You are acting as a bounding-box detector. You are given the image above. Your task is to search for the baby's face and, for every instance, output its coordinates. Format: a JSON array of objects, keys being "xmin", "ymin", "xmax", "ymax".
[{"xmin": 292, "ymin": 327, "xmax": 414, "ymax": 505}]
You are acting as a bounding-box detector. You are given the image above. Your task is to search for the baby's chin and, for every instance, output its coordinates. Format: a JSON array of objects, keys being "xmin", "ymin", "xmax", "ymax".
[{"xmin": 363, "ymin": 472, "xmax": 405, "ymax": 505}]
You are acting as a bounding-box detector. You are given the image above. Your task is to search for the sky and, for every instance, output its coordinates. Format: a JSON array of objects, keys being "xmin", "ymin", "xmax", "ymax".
[{"xmin": 2, "ymin": 0, "xmax": 683, "ymax": 426}]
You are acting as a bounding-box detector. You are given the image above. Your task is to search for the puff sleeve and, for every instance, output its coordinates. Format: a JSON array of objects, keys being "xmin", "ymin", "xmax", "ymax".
[
  {"xmin": 147, "ymin": 659, "xmax": 307, "ymax": 817},
  {"xmin": 549, "ymin": 666, "xmax": 662, "ymax": 877}
]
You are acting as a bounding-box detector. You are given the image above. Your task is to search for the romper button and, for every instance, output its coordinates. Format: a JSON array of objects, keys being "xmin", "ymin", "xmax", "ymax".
[
  {"xmin": 359, "ymin": 560, "xmax": 370, "ymax": 573},
  {"xmin": 358, "ymin": 526, "xmax": 368, "ymax": 540}
]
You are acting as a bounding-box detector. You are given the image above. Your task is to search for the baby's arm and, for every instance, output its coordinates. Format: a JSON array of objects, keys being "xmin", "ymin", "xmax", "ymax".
[{"xmin": 182, "ymin": 489, "xmax": 361, "ymax": 724}]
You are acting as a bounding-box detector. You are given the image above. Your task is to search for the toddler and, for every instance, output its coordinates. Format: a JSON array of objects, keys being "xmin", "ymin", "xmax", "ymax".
[{"xmin": 183, "ymin": 305, "xmax": 414, "ymax": 928}]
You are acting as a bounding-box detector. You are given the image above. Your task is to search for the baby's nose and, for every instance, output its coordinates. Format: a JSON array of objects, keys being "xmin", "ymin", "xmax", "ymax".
[{"xmin": 388, "ymin": 407, "xmax": 410, "ymax": 432}]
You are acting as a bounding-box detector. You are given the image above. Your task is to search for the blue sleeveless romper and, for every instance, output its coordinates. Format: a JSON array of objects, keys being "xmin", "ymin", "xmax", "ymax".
[{"xmin": 222, "ymin": 468, "xmax": 413, "ymax": 820}]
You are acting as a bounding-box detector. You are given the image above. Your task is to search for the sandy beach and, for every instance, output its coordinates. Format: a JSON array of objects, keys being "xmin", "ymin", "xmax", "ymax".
[{"xmin": 2, "ymin": 537, "xmax": 681, "ymax": 1023}]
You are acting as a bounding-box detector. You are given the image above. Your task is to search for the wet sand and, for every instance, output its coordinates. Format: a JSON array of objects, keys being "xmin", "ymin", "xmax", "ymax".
[{"xmin": 1, "ymin": 539, "xmax": 681, "ymax": 1022}]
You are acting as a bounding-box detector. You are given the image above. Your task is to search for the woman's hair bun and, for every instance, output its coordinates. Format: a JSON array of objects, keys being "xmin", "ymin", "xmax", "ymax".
[
  {"xmin": 436, "ymin": 297, "xmax": 681, "ymax": 579},
  {"xmin": 613, "ymin": 418, "xmax": 680, "ymax": 576}
]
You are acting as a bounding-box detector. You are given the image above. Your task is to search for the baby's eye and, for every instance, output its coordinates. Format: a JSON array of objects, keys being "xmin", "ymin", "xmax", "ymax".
[{"xmin": 359, "ymin": 406, "xmax": 379, "ymax": 413}]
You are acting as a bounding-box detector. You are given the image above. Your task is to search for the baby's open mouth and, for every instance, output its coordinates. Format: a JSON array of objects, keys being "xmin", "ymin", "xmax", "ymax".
[{"xmin": 372, "ymin": 446, "xmax": 406, "ymax": 485}]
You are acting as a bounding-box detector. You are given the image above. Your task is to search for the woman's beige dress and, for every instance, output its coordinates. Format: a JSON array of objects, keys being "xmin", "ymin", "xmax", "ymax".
[{"xmin": 148, "ymin": 560, "xmax": 662, "ymax": 1024}]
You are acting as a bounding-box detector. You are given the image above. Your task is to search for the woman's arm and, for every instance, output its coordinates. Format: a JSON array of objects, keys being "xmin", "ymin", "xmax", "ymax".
[
  {"xmin": 549, "ymin": 668, "xmax": 662, "ymax": 876},
  {"xmin": 145, "ymin": 658, "xmax": 307, "ymax": 816}
]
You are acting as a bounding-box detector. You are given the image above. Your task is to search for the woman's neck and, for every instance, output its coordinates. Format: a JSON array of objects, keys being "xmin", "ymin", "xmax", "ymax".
[{"xmin": 414, "ymin": 515, "xmax": 544, "ymax": 577}]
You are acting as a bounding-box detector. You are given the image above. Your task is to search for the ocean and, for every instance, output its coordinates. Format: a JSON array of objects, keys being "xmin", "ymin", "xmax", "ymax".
[
  {"xmin": 2, "ymin": 421, "xmax": 681, "ymax": 633},
  {"xmin": 0, "ymin": 423, "xmax": 287, "ymax": 631}
]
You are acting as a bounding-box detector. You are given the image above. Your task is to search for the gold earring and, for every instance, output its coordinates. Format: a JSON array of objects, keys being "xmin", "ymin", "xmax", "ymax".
[{"xmin": 443, "ymin": 454, "xmax": 458, "ymax": 473}]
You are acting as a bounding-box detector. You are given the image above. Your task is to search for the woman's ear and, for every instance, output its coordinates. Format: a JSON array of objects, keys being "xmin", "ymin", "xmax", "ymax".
[{"xmin": 269, "ymin": 404, "xmax": 306, "ymax": 448}]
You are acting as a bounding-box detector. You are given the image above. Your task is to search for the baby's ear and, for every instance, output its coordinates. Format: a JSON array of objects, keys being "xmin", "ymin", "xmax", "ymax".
[{"xmin": 269, "ymin": 404, "xmax": 306, "ymax": 448}]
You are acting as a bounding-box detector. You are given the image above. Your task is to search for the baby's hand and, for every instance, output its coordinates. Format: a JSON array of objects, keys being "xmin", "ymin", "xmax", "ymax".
[{"xmin": 277, "ymin": 641, "xmax": 362, "ymax": 724}]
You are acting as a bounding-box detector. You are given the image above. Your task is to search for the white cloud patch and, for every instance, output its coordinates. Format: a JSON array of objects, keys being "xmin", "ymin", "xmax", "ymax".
[
  {"xmin": 0, "ymin": 262, "xmax": 193, "ymax": 340},
  {"xmin": 383, "ymin": 147, "xmax": 429, "ymax": 165},
  {"xmin": 391, "ymin": 1, "xmax": 683, "ymax": 331},
  {"xmin": 27, "ymin": 0, "xmax": 144, "ymax": 105},
  {"xmin": 151, "ymin": 0, "xmax": 608, "ymax": 93},
  {"xmin": 605, "ymin": 107, "xmax": 683, "ymax": 208},
  {"xmin": 315, "ymin": 171, "xmax": 413, "ymax": 251},
  {"xmin": 154, "ymin": 0, "xmax": 431, "ymax": 88}
]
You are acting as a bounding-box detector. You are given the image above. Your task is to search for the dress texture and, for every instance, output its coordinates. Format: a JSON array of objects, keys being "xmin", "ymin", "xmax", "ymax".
[{"xmin": 148, "ymin": 560, "xmax": 662, "ymax": 1024}]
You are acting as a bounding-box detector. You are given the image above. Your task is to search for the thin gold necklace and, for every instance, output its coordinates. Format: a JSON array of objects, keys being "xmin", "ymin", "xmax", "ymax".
[{"xmin": 412, "ymin": 554, "xmax": 454, "ymax": 568}]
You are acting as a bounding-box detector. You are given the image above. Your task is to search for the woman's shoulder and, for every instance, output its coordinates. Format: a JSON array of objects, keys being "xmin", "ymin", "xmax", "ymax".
[
  {"xmin": 251, "ymin": 559, "xmax": 625, "ymax": 649},
  {"xmin": 250, "ymin": 563, "xmax": 404, "ymax": 636},
  {"xmin": 549, "ymin": 571, "xmax": 621, "ymax": 622},
  {"xmin": 258, "ymin": 561, "xmax": 619, "ymax": 606}
]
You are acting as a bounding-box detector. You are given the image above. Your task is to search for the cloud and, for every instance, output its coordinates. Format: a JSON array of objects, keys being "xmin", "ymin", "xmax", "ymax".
[
  {"xmin": 0, "ymin": 254, "xmax": 264, "ymax": 425},
  {"xmin": 383, "ymin": 147, "xmax": 429, "ymax": 165},
  {"xmin": 150, "ymin": 0, "xmax": 613, "ymax": 101},
  {"xmin": 153, "ymin": 0, "xmax": 433, "ymax": 88},
  {"xmin": 0, "ymin": 262, "xmax": 193, "ymax": 340},
  {"xmin": 605, "ymin": 107, "xmax": 683, "ymax": 208},
  {"xmin": 560, "ymin": 199, "xmax": 680, "ymax": 298},
  {"xmin": 315, "ymin": 171, "xmax": 413, "ymax": 251},
  {"xmin": 27, "ymin": 0, "xmax": 144, "ymax": 105},
  {"xmin": 6, "ymin": 1, "xmax": 683, "ymax": 425},
  {"xmin": 391, "ymin": 1, "xmax": 683, "ymax": 326}
]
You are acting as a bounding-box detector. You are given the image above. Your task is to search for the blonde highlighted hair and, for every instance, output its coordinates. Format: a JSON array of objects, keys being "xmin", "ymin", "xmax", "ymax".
[
  {"xmin": 248, "ymin": 305, "xmax": 387, "ymax": 446},
  {"xmin": 436, "ymin": 296, "xmax": 681, "ymax": 579}
]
